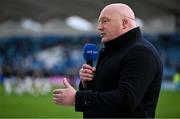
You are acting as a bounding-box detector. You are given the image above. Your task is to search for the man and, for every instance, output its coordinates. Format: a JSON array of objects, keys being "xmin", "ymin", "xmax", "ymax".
[{"xmin": 53, "ymin": 3, "xmax": 163, "ymax": 118}]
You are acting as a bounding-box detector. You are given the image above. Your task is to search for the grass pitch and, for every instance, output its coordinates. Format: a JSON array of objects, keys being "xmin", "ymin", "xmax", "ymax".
[{"xmin": 0, "ymin": 85, "xmax": 180, "ymax": 118}]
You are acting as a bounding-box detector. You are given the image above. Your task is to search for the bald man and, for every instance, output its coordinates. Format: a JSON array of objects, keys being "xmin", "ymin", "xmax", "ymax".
[{"xmin": 53, "ymin": 3, "xmax": 163, "ymax": 118}]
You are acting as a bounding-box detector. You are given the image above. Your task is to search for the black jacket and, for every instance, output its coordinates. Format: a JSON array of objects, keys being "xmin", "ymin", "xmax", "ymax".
[{"xmin": 75, "ymin": 27, "xmax": 163, "ymax": 118}]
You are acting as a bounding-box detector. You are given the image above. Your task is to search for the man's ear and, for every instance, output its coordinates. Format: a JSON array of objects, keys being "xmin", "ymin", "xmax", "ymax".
[{"xmin": 122, "ymin": 18, "xmax": 128, "ymax": 29}]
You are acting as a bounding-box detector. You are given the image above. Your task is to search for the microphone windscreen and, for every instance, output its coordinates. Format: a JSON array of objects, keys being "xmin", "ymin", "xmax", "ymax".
[{"xmin": 82, "ymin": 43, "xmax": 99, "ymax": 62}]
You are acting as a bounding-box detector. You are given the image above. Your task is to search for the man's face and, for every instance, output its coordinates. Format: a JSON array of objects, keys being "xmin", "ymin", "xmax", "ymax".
[{"xmin": 98, "ymin": 9, "xmax": 123, "ymax": 43}]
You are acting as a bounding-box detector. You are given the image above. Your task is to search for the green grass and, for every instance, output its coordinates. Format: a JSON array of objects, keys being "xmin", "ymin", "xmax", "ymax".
[
  {"xmin": 156, "ymin": 90, "xmax": 180, "ymax": 118},
  {"xmin": 0, "ymin": 85, "xmax": 82, "ymax": 118},
  {"xmin": 0, "ymin": 85, "xmax": 180, "ymax": 118}
]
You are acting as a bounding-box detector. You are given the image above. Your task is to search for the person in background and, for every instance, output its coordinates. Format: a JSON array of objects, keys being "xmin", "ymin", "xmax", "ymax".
[
  {"xmin": 0, "ymin": 67, "xmax": 4, "ymax": 84},
  {"xmin": 173, "ymin": 65, "xmax": 180, "ymax": 90},
  {"xmin": 53, "ymin": 3, "xmax": 163, "ymax": 118}
]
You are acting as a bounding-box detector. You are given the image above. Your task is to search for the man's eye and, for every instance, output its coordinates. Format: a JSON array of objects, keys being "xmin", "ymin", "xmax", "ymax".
[
  {"xmin": 103, "ymin": 20, "xmax": 108, "ymax": 23},
  {"xmin": 102, "ymin": 19, "xmax": 110, "ymax": 24},
  {"xmin": 98, "ymin": 18, "xmax": 110, "ymax": 24}
]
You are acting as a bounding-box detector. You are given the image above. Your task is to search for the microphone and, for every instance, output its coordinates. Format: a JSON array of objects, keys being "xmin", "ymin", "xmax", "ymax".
[
  {"xmin": 82, "ymin": 43, "xmax": 99, "ymax": 66},
  {"xmin": 81, "ymin": 43, "xmax": 98, "ymax": 88}
]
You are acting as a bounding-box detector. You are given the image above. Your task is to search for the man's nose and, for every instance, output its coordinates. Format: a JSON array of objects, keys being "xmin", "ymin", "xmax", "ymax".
[{"xmin": 97, "ymin": 23, "xmax": 103, "ymax": 31}]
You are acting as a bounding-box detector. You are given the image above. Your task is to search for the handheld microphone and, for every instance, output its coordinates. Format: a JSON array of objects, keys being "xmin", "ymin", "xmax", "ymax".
[{"xmin": 82, "ymin": 43, "xmax": 99, "ymax": 66}]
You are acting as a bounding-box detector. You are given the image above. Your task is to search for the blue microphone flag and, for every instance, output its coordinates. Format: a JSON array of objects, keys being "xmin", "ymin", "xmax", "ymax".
[{"xmin": 82, "ymin": 43, "xmax": 99, "ymax": 65}]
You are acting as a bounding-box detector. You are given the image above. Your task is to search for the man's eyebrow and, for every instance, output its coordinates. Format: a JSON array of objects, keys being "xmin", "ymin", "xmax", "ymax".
[
  {"xmin": 98, "ymin": 16, "xmax": 110, "ymax": 21},
  {"xmin": 100, "ymin": 16, "xmax": 109, "ymax": 19}
]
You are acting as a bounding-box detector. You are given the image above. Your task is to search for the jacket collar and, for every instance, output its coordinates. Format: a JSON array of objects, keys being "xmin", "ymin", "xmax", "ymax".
[{"xmin": 104, "ymin": 27, "xmax": 142, "ymax": 52}]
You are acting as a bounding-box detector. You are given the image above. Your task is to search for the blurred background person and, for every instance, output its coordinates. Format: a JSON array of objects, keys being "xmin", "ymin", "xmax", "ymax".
[{"xmin": 173, "ymin": 65, "xmax": 180, "ymax": 89}]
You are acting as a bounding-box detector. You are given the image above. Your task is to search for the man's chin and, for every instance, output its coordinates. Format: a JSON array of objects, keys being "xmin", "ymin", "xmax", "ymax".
[
  {"xmin": 101, "ymin": 38, "xmax": 108, "ymax": 43},
  {"xmin": 102, "ymin": 38, "xmax": 113, "ymax": 43}
]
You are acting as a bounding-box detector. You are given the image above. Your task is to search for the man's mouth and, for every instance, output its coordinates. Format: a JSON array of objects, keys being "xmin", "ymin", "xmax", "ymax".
[{"xmin": 100, "ymin": 33, "xmax": 105, "ymax": 37}]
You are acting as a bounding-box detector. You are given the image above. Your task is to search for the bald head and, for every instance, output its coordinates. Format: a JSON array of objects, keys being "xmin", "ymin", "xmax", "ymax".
[
  {"xmin": 98, "ymin": 3, "xmax": 137, "ymax": 43},
  {"xmin": 103, "ymin": 3, "xmax": 135, "ymax": 20}
]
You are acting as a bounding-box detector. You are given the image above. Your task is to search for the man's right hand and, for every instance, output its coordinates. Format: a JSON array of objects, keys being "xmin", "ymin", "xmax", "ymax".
[{"xmin": 79, "ymin": 64, "xmax": 96, "ymax": 82}]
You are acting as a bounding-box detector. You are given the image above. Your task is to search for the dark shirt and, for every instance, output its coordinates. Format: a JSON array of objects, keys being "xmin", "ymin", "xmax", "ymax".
[{"xmin": 75, "ymin": 27, "xmax": 163, "ymax": 118}]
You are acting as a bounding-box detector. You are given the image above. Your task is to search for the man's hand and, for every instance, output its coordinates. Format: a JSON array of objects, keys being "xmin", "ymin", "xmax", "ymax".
[
  {"xmin": 53, "ymin": 78, "xmax": 76, "ymax": 106},
  {"xmin": 79, "ymin": 64, "xmax": 96, "ymax": 81},
  {"xmin": 79, "ymin": 64, "xmax": 96, "ymax": 88}
]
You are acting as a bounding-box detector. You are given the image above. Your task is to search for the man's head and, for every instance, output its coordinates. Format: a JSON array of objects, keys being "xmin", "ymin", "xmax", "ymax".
[{"xmin": 98, "ymin": 3, "xmax": 137, "ymax": 43}]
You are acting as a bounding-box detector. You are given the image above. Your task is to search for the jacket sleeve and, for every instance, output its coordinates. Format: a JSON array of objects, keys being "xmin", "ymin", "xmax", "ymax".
[{"xmin": 75, "ymin": 46, "xmax": 159, "ymax": 113}]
